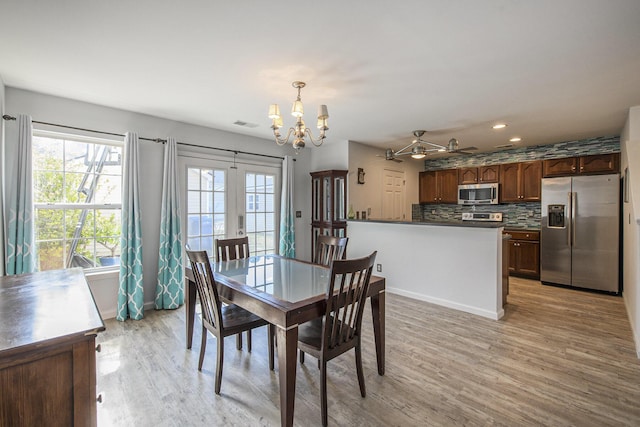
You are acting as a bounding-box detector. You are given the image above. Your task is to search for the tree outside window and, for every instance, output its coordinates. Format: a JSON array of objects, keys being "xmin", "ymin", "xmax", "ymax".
[{"xmin": 33, "ymin": 133, "xmax": 122, "ymax": 271}]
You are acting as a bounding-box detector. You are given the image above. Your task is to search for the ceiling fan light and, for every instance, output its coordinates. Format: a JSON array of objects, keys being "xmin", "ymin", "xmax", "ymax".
[{"xmin": 411, "ymin": 153, "xmax": 426, "ymax": 159}]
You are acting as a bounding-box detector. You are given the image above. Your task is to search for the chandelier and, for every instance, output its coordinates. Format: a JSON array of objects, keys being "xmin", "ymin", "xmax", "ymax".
[{"xmin": 268, "ymin": 81, "xmax": 329, "ymax": 151}]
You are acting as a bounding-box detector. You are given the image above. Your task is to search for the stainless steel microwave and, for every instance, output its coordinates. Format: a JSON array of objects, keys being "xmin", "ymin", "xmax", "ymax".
[{"xmin": 458, "ymin": 182, "xmax": 499, "ymax": 205}]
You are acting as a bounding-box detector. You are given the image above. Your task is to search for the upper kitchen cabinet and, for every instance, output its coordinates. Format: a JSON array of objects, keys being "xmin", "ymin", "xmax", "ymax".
[
  {"xmin": 542, "ymin": 153, "xmax": 620, "ymax": 177},
  {"xmin": 500, "ymin": 161, "xmax": 542, "ymax": 202},
  {"xmin": 458, "ymin": 165, "xmax": 499, "ymax": 185},
  {"xmin": 419, "ymin": 169, "xmax": 458, "ymax": 204}
]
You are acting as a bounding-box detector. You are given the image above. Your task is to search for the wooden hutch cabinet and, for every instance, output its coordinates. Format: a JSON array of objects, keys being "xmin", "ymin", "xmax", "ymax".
[
  {"xmin": 499, "ymin": 161, "xmax": 542, "ymax": 202},
  {"xmin": 419, "ymin": 169, "xmax": 458, "ymax": 203},
  {"xmin": 311, "ymin": 170, "xmax": 348, "ymax": 258},
  {"xmin": 542, "ymin": 153, "xmax": 620, "ymax": 177}
]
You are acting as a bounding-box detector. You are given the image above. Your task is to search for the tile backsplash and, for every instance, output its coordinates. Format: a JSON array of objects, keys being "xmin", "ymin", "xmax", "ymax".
[
  {"xmin": 421, "ymin": 135, "xmax": 619, "ymax": 171},
  {"xmin": 413, "ymin": 203, "xmax": 542, "ymax": 228},
  {"xmin": 412, "ymin": 135, "xmax": 620, "ymax": 228}
]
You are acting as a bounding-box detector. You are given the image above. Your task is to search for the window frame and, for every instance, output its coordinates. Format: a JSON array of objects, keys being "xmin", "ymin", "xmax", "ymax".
[{"xmin": 32, "ymin": 129, "xmax": 124, "ymax": 272}]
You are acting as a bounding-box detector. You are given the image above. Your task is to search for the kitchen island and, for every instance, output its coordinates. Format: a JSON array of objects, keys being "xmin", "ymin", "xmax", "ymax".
[{"xmin": 347, "ymin": 219, "xmax": 506, "ymax": 319}]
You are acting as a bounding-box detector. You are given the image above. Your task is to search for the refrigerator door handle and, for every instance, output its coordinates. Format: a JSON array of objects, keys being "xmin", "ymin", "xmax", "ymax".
[
  {"xmin": 571, "ymin": 191, "xmax": 577, "ymax": 246},
  {"xmin": 567, "ymin": 191, "xmax": 572, "ymax": 247}
]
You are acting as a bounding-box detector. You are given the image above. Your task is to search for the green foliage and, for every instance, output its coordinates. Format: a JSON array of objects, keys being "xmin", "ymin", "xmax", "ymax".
[{"xmin": 34, "ymin": 145, "xmax": 121, "ymax": 270}]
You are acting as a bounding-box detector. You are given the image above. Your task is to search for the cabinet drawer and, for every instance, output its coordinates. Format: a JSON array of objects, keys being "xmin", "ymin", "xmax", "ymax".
[{"xmin": 505, "ymin": 230, "xmax": 539, "ymax": 241}]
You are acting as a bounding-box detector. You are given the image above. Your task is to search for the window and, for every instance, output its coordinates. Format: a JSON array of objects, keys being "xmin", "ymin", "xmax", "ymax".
[
  {"xmin": 33, "ymin": 131, "xmax": 123, "ymax": 271},
  {"xmin": 186, "ymin": 167, "xmax": 226, "ymax": 254},
  {"xmin": 181, "ymin": 156, "xmax": 279, "ymax": 258},
  {"xmin": 245, "ymin": 172, "xmax": 276, "ymax": 256}
]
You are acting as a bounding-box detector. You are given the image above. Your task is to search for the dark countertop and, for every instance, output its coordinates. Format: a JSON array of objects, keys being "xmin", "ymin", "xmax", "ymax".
[
  {"xmin": 347, "ymin": 219, "xmax": 505, "ymax": 229},
  {"xmin": 503, "ymin": 226, "xmax": 541, "ymax": 231}
]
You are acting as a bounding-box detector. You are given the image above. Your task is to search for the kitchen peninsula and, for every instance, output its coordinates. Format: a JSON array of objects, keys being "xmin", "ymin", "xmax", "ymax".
[{"xmin": 347, "ymin": 219, "xmax": 507, "ymax": 320}]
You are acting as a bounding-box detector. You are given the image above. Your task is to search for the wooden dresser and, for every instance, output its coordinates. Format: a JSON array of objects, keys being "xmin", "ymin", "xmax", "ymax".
[{"xmin": 0, "ymin": 268, "xmax": 105, "ymax": 427}]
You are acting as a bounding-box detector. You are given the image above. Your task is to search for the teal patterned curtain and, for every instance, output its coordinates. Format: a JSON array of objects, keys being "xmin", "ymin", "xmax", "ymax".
[
  {"xmin": 117, "ymin": 132, "xmax": 144, "ymax": 321},
  {"xmin": 155, "ymin": 137, "xmax": 184, "ymax": 309},
  {"xmin": 279, "ymin": 155, "xmax": 295, "ymax": 257},
  {"xmin": 5, "ymin": 115, "xmax": 35, "ymax": 275}
]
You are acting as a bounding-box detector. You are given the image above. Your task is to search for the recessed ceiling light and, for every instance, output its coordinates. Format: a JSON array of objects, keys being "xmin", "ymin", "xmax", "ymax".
[
  {"xmin": 492, "ymin": 123, "xmax": 507, "ymax": 129},
  {"xmin": 509, "ymin": 137, "xmax": 522, "ymax": 142}
]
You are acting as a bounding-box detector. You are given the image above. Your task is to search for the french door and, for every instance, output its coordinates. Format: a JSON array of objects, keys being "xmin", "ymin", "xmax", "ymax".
[{"xmin": 179, "ymin": 155, "xmax": 280, "ymax": 257}]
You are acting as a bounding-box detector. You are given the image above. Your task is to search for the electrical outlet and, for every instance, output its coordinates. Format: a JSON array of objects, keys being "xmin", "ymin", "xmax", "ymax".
[{"xmin": 376, "ymin": 264, "xmax": 382, "ymax": 272}]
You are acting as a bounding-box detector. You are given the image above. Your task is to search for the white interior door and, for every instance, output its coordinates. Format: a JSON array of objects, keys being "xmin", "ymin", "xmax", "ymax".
[
  {"xmin": 382, "ymin": 169, "xmax": 406, "ymax": 220},
  {"xmin": 179, "ymin": 154, "xmax": 280, "ymax": 256}
]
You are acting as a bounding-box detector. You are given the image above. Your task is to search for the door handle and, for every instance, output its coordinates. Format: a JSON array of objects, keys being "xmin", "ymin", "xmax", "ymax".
[
  {"xmin": 571, "ymin": 192, "xmax": 576, "ymax": 246},
  {"xmin": 567, "ymin": 192, "xmax": 572, "ymax": 247}
]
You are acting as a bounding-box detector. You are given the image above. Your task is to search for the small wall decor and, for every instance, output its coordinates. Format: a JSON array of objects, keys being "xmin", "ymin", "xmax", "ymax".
[{"xmin": 357, "ymin": 168, "xmax": 365, "ymax": 184}]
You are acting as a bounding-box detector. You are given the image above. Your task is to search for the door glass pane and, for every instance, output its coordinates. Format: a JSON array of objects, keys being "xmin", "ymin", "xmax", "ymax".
[
  {"xmin": 186, "ymin": 167, "xmax": 226, "ymax": 251},
  {"xmin": 245, "ymin": 171, "xmax": 276, "ymax": 256}
]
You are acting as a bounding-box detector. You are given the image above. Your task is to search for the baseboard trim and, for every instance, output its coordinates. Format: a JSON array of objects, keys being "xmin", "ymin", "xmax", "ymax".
[{"xmin": 387, "ymin": 287, "xmax": 504, "ymax": 320}]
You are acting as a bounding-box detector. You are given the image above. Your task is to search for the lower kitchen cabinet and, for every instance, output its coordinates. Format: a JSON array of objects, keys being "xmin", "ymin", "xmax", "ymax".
[{"xmin": 505, "ymin": 230, "xmax": 540, "ymax": 279}]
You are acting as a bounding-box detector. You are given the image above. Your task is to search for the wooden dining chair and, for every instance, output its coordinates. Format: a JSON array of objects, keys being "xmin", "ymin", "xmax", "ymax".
[
  {"xmin": 215, "ymin": 236, "xmax": 253, "ymax": 350},
  {"xmin": 297, "ymin": 251, "xmax": 377, "ymax": 426},
  {"xmin": 215, "ymin": 236, "xmax": 250, "ymax": 262},
  {"xmin": 186, "ymin": 249, "xmax": 274, "ymax": 394},
  {"xmin": 313, "ymin": 235, "xmax": 349, "ymax": 267}
]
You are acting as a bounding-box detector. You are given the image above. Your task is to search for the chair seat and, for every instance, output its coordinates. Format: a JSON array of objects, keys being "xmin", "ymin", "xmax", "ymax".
[
  {"xmin": 298, "ymin": 317, "xmax": 356, "ymax": 353},
  {"xmin": 220, "ymin": 304, "xmax": 268, "ymax": 334}
]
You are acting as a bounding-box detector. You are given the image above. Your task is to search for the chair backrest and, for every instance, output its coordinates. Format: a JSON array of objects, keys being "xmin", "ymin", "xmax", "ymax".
[
  {"xmin": 186, "ymin": 249, "xmax": 223, "ymax": 331},
  {"xmin": 313, "ymin": 235, "xmax": 349, "ymax": 266},
  {"xmin": 215, "ymin": 236, "xmax": 250, "ymax": 262},
  {"xmin": 322, "ymin": 251, "xmax": 377, "ymax": 351}
]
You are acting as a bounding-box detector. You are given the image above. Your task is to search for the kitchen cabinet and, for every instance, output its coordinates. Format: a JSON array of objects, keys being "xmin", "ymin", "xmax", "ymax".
[
  {"xmin": 542, "ymin": 153, "xmax": 620, "ymax": 177},
  {"xmin": 419, "ymin": 169, "xmax": 458, "ymax": 203},
  {"xmin": 504, "ymin": 230, "xmax": 540, "ymax": 278},
  {"xmin": 0, "ymin": 269, "xmax": 105, "ymax": 427},
  {"xmin": 458, "ymin": 165, "xmax": 500, "ymax": 184},
  {"xmin": 500, "ymin": 161, "xmax": 542, "ymax": 202},
  {"xmin": 310, "ymin": 170, "xmax": 348, "ymax": 258}
]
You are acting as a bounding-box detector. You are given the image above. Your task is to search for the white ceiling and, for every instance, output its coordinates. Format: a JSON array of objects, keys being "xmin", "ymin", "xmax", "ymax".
[{"xmin": 2, "ymin": 0, "xmax": 640, "ymax": 155}]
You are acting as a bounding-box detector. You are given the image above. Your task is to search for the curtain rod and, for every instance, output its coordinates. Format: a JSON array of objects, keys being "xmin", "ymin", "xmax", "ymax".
[{"xmin": 2, "ymin": 114, "xmax": 287, "ymax": 161}]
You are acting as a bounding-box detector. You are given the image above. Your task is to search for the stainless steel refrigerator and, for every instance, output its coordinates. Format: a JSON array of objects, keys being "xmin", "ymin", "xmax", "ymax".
[{"xmin": 540, "ymin": 174, "xmax": 619, "ymax": 293}]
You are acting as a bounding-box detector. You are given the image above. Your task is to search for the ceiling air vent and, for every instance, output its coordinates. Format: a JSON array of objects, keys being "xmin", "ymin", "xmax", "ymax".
[
  {"xmin": 494, "ymin": 143, "xmax": 514, "ymax": 149},
  {"xmin": 233, "ymin": 120, "xmax": 259, "ymax": 128}
]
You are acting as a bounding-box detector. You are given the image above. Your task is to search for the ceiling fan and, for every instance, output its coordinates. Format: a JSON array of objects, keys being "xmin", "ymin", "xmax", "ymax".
[{"xmin": 385, "ymin": 130, "xmax": 477, "ymax": 161}]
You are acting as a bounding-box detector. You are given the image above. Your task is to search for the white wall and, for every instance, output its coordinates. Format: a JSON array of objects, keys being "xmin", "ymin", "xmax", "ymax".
[
  {"xmin": 621, "ymin": 105, "xmax": 640, "ymax": 357},
  {"xmin": 4, "ymin": 88, "xmax": 316, "ymax": 318},
  {"xmin": 0, "ymin": 75, "xmax": 5, "ymax": 276},
  {"xmin": 348, "ymin": 141, "xmax": 422, "ymax": 220},
  {"xmin": 311, "ymin": 139, "xmax": 349, "ymax": 171},
  {"xmin": 348, "ymin": 220, "xmax": 505, "ymax": 320}
]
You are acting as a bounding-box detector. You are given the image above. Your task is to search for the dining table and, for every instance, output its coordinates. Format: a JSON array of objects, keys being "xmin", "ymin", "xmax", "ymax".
[{"xmin": 184, "ymin": 254, "xmax": 386, "ymax": 427}]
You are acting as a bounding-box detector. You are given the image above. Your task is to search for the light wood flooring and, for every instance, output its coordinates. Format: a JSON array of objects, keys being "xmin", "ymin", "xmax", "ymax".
[{"xmin": 96, "ymin": 278, "xmax": 640, "ymax": 426}]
